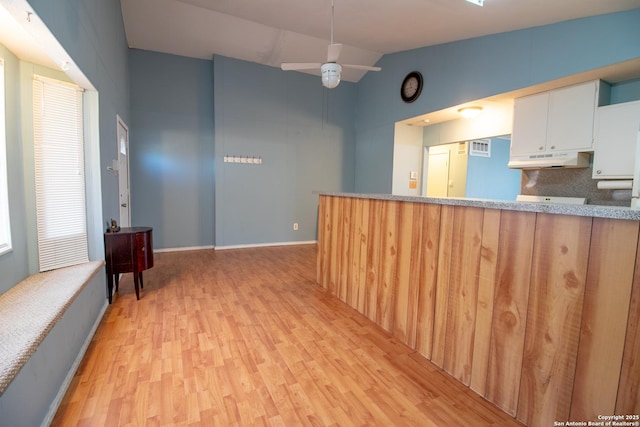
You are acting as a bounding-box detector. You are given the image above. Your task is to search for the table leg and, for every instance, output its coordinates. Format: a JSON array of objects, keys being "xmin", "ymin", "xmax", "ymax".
[
  {"xmin": 107, "ymin": 273, "xmax": 113, "ymax": 304},
  {"xmin": 133, "ymin": 271, "xmax": 140, "ymax": 300}
]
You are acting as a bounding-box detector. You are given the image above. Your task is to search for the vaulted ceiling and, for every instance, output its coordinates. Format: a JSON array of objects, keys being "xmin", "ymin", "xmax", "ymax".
[{"xmin": 121, "ymin": 0, "xmax": 640, "ymax": 82}]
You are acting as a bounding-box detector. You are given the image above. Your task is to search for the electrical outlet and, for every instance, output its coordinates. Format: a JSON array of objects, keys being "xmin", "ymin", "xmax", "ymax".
[{"xmin": 293, "ymin": 223, "xmax": 299, "ymax": 231}]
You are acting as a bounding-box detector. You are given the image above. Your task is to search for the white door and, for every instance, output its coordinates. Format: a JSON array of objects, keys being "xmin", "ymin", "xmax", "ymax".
[
  {"xmin": 426, "ymin": 151, "xmax": 449, "ymax": 197},
  {"xmin": 116, "ymin": 115, "xmax": 131, "ymax": 227}
]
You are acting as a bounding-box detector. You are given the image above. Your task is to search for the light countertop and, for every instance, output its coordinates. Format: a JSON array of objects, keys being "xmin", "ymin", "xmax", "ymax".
[{"xmin": 317, "ymin": 192, "xmax": 640, "ymax": 221}]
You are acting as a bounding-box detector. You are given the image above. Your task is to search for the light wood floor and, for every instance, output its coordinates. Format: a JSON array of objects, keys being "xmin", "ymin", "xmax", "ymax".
[{"xmin": 52, "ymin": 245, "xmax": 523, "ymax": 426}]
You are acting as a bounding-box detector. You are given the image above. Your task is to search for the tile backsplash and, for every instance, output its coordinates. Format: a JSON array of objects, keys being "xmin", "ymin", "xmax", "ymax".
[{"xmin": 520, "ymin": 167, "xmax": 632, "ymax": 206}]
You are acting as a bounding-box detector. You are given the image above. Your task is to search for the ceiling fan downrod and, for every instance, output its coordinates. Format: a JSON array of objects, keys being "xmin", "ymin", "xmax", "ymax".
[{"xmin": 330, "ymin": 0, "xmax": 335, "ymax": 45}]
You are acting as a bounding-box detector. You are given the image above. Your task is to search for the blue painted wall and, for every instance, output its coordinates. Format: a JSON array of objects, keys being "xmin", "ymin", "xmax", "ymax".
[
  {"xmin": 355, "ymin": 9, "xmax": 640, "ymax": 193},
  {"xmin": 0, "ymin": 0, "xmax": 129, "ymax": 424},
  {"xmin": 128, "ymin": 53, "xmax": 356, "ymax": 249},
  {"xmin": 611, "ymin": 79, "xmax": 640, "ymax": 104},
  {"xmin": 129, "ymin": 49, "xmax": 215, "ymax": 249},
  {"xmin": 466, "ymin": 138, "xmax": 521, "ymax": 201},
  {"xmin": 0, "ymin": 46, "xmax": 28, "ymax": 293},
  {"xmin": 213, "ymin": 56, "xmax": 356, "ymax": 247},
  {"xmin": 126, "ymin": 9, "xmax": 640, "ymax": 246}
]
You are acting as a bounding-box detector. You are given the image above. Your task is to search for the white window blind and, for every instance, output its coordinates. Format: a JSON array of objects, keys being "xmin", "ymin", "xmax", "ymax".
[
  {"xmin": 0, "ymin": 58, "xmax": 12, "ymax": 256},
  {"xmin": 33, "ymin": 75, "xmax": 88, "ymax": 271}
]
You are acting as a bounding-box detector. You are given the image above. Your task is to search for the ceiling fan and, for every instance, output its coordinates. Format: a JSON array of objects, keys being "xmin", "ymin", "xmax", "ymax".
[{"xmin": 280, "ymin": 0, "xmax": 381, "ymax": 89}]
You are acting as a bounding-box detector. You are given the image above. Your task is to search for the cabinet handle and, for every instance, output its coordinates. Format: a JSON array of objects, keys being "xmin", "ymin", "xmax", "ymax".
[
  {"xmin": 550, "ymin": 145, "xmax": 556, "ymax": 150},
  {"xmin": 596, "ymin": 170, "xmax": 602, "ymax": 175},
  {"xmin": 538, "ymin": 146, "xmax": 544, "ymax": 151}
]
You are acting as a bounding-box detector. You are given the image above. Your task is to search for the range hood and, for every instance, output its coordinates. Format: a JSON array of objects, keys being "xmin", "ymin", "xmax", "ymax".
[{"xmin": 508, "ymin": 151, "xmax": 590, "ymax": 169}]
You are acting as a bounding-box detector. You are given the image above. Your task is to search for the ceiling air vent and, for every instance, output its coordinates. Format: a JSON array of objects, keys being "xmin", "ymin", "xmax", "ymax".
[{"xmin": 470, "ymin": 139, "xmax": 491, "ymax": 157}]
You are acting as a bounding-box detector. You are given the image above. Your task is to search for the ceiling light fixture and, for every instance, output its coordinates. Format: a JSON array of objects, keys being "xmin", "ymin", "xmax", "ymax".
[
  {"xmin": 465, "ymin": 0, "xmax": 484, "ymax": 6},
  {"xmin": 458, "ymin": 106, "xmax": 483, "ymax": 119},
  {"xmin": 321, "ymin": 63, "xmax": 342, "ymax": 89}
]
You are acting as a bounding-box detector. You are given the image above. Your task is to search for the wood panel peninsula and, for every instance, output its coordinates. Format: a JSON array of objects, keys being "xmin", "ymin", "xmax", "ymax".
[{"xmin": 316, "ymin": 192, "xmax": 640, "ymax": 427}]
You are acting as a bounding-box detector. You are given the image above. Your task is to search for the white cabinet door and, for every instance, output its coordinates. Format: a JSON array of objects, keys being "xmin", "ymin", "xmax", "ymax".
[
  {"xmin": 593, "ymin": 100, "xmax": 640, "ymax": 179},
  {"xmin": 510, "ymin": 80, "xmax": 607, "ymax": 163},
  {"xmin": 547, "ymin": 81, "xmax": 597, "ymax": 152},
  {"xmin": 510, "ymin": 92, "xmax": 549, "ymax": 156}
]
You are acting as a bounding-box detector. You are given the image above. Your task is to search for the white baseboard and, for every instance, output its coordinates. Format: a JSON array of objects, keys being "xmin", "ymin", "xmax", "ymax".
[
  {"xmin": 41, "ymin": 300, "xmax": 109, "ymax": 427},
  {"xmin": 215, "ymin": 240, "xmax": 317, "ymax": 251},
  {"xmin": 154, "ymin": 241, "xmax": 317, "ymax": 252},
  {"xmin": 154, "ymin": 245, "xmax": 215, "ymax": 253}
]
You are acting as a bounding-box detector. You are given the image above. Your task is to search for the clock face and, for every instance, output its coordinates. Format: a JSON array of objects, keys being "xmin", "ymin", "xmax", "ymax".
[
  {"xmin": 403, "ymin": 77, "xmax": 419, "ymax": 97},
  {"xmin": 401, "ymin": 71, "xmax": 423, "ymax": 103}
]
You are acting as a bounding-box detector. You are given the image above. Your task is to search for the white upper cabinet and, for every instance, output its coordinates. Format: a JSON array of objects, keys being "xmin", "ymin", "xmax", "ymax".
[
  {"xmin": 547, "ymin": 82, "xmax": 605, "ymax": 152},
  {"xmin": 510, "ymin": 80, "xmax": 611, "ymax": 159},
  {"xmin": 510, "ymin": 92, "xmax": 549, "ymax": 157},
  {"xmin": 592, "ymin": 100, "xmax": 640, "ymax": 179}
]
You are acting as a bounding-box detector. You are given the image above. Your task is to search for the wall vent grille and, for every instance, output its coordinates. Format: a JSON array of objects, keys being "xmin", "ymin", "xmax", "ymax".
[{"xmin": 470, "ymin": 139, "xmax": 491, "ymax": 157}]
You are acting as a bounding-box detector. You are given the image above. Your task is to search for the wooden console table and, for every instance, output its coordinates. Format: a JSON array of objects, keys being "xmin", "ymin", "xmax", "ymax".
[{"xmin": 104, "ymin": 227, "xmax": 154, "ymax": 303}]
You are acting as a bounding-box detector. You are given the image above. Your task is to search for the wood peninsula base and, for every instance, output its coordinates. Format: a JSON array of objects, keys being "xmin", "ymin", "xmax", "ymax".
[{"xmin": 317, "ymin": 193, "xmax": 640, "ymax": 427}]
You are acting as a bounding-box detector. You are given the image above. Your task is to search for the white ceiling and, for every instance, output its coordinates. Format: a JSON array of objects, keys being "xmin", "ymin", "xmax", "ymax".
[{"xmin": 121, "ymin": 0, "xmax": 640, "ymax": 82}]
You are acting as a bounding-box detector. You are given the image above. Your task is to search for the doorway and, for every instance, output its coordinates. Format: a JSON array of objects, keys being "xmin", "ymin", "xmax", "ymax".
[
  {"xmin": 116, "ymin": 115, "xmax": 131, "ymax": 227},
  {"xmin": 424, "ymin": 142, "xmax": 468, "ymax": 198},
  {"xmin": 426, "ymin": 151, "xmax": 449, "ymax": 197}
]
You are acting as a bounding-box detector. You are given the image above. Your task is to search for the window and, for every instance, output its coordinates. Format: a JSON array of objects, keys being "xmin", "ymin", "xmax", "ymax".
[
  {"xmin": 0, "ymin": 58, "xmax": 12, "ymax": 256},
  {"xmin": 32, "ymin": 75, "xmax": 88, "ymax": 271}
]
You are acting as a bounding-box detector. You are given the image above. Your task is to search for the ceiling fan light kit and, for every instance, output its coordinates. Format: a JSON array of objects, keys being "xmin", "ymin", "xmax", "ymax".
[
  {"xmin": 280, "ymin": 0, "xmax": 381, "ymax": 89},
  {"xmin": 321, "ymin": 63, "xmax": 342, "ymax": 89}
]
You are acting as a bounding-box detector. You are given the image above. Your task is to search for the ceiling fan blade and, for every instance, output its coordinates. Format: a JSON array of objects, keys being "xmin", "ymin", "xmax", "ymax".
[
  {"xmin": 281, "ymin": 63, "xmax": 322, "ymax": 71},
  {"xmin": 327, "ymin": 43, "xmax": 342, "ymax": 63},
  {"xmin": 342, "ymin": 64, "xmax": 382, "ymax": 71}
]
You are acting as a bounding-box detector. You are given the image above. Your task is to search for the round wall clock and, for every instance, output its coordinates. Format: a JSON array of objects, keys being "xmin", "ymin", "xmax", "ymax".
[{"xmin": 400, "ymin": 71, "xmax": 423, "ymax": 103}]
